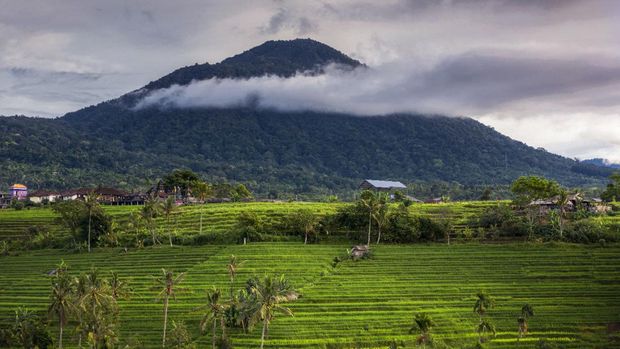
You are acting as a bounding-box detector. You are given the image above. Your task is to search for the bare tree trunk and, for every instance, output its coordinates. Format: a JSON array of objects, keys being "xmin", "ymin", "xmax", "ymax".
[
  {"xmin": 367, "ymin": 211, "xmax": 372, "ymax": 246},
  {"xmin": 260, "ymin": 318, "xmax": 269, "ymax": 349},
  {"xmin": 162, "ymin": 296, "xmax": 169, "ymax": 348},
  {"xmin": 220, "ymin": 316, "xmax": 227, "ymax": 341},
  {"xmin": 304, "ymin": 229, "xmax": 308, "ymax": 245},
  {"xmin": 167, "ymin": 216, "xmax": 173, "ymax": 247},
  {"xmin": 376, "ymin": 225, "xmax": 381, "ymax": 244},
  {"xmin": 59, "ymin": 321, "xmax": 63, "ymax": 349},
  {"xmin": 212, "ymin": 319, "xmax": 217, "ymax": 349},
  {"xmin": 88, "ymin": 209, "xmax": 92, "ymax": 252},
  {"xmin": 200, "ymin": 208, "xmax": 204, "ymax": 234}
]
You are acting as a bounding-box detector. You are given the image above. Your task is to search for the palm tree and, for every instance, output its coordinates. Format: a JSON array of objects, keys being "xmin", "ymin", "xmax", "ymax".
[
  {"xmin": 109, "ymin": 272, "xmax": 131, "ymax": 301},
  {"xmin": 193, "ymin": 181, "xmax": 211, "ymax": 235},
  {"xmin": 473, "ymin": 290, "xmax": 495, "ymax": 321},
  {"xmin": 409, "ymin": 312, "xmax": 435, "ymax": 347},
  {"xmin": 84, "ymin": 191, "xmax": 100, "ymax": 252},
  {"xmin": 373, "ymin": 193, "xmax": 389, "ymax": 244},
  {"xmin": 250, "ymin": 275, "xmax": 297, "ymax": 349},
  {"xmin": 556, "ymin": 190, "xmax": 569, "ymax": 238},
  {"xmin": 476, "ymin": 319, "xmax": 496, "ymax": 343},
  {"xmin": 154, "ymin": 269, "xmax": 186, "ymax": 348},
  {"xmin": 72, "ymin": 273, "xmax": 88, "ymax": 348},
  {"xmin": 227, "ymin": 255, "xmax": 244, "ymax": 298},
  {"xmin": 76, "ymin": 268, "xmax": 117, "ymax": 348},
  {"xmin": 518, "ymin": 303, "xmax": 534, "ymax": 339},
  {"xmin": 360, "ymin": 190, "xmax": 378, "ymax": 246},
  {"xmin": 48, "ymin": 269, "xmax": 74, "ymax": 348},
  {"xmin": 162, "ymin": 196, "xmax": 177, "ymax": 247},
  {"xmin": 198, "ymin": 287, "xmax": 226, "ymax": 349},
  {"xmin": 142, "ymin": 195, "xmax": 162, "ymax": 245}
]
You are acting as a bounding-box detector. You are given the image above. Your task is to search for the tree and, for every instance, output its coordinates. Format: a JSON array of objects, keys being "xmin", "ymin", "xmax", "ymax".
[
  {"xmin": 198, "ymin": 287, "xmax": 226, "ymax": 349},
  {"xmin": 236, "ymin": 211, "xmax": 263, "ymax": 243},
  {"xmin": 162, "ymin": 196, "xmax": 177, "ymax": 247},
  {"xmin": 601, "ymin": 172, "xmax": 620, "ymax": 202},
  {"xmin": 84, "ymin": 191, "xmax": 100, "ymax": 252},
  {"xmin": 76, "ymin": 268, "xmax": 119, "ymax": 348},
  {"xmin": 372, "ymin": 193, "xmax": 389, "ymax": 244},
  {"xmin": 511, "ymin": 176, "xmax": 562, "ymax": 206},
  {"xmin": 250, "ymin": 275, "xmax": 297, "ymax": 349},
  {"xmin": 12, "ymin": 308, "xmax": 53, "ymax": 349},
  {"xmin": 360, "ymin": 190, "xmax": 379, "ymax": 246},
  {"xmin": 227, "ymin": 255, "xmax": 244, "ymax": 298},
  {"xmin": 193, "ymin": 181, "xmax": 212, "ymax": 234},
  {"xmin": 47, "ymin": 263, "xmax": 73, "ymax": 348},
  {"xmin": 409, "ymin": 313, "xmax": 435, "ymax": 346},
  {"xmin": 473, "ymin": 291, "xmax": 495, "ymax": 321},
  {"xmin": 476, "ymin": 319, "xmax": 496, "ymax": 343},
  {"xmin": 518, "ymin": 304, "xmax": 534, "ymax": 339},
  {"xmin": 289, "ymin": 209, "xmax": 319, "ymax": 244},
  {"xmin": 109, "ymin": 271, "xmax": 131, "ymax": 301},
  {"xmin": 232, "ymin": 184, "xmax": 253, "ymax": 202},
  {"xmin": 168, "ymin": 320, "xmax": 195, "ymax": 349},
  {"xmin": 141, "ymin": 195, "xmax": 162, "ymax": 245},
  {"xmin": 162, "ymin": 169, "xmax": 201, "ymax": 197},
  {"xmin": 473, "ymin": 291, "xmax": 495, "ymax": 344},
  {"xmin": 154, "ymin": 269, "xmax": 186, "ymax": 348}
]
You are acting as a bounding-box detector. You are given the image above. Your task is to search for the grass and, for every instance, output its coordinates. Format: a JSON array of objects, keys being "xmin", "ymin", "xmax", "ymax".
[{"xmin": 1, "ymin": 242, "xmax": 619, "ymax": 348}]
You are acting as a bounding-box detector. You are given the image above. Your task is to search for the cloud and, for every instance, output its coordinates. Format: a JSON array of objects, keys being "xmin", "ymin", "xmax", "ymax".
[
  {"xmin": 260, "ymin": 8, "xmax": 318, "ymax": 35},
  {"xmin": 1, "ymin": 0, "xmax": 619, "ymax": 160},
  {"xmin": 136, "ymin": 52, "xmax": 620, "ymax": 117}
]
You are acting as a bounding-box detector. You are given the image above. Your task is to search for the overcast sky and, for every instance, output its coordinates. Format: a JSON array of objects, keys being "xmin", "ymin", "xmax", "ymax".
[{"xmin": 1, "ymin": 0, "xmax": 619, "ymax": 162}]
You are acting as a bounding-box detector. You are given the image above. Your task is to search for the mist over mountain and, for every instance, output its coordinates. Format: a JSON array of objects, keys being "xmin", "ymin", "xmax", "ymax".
[{"xmin": 0, "ymin": 39, "xmax": 610, "ymax": 196}]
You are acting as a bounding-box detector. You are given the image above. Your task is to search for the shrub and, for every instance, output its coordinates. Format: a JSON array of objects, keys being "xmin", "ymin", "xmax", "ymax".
[{"xmin": 384, "ymin": 207, "xmax": 420, "ymax": 243}]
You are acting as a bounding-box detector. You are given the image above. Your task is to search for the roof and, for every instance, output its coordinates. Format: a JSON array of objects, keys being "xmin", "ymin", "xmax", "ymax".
[
  {"xmin": 29, "ymin": 190, "xmax": 60, "ymax": 197},
  {"xmin": 10, "ymin": 184, "xmax": 27, "ymax": 189},
  {"xmin": 360, "ymin": 179, "xmax": 406, "ymax": 189}
]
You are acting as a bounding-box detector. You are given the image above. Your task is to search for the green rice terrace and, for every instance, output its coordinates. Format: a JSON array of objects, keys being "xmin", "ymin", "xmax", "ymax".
[
  {"xmin": 1, "ymin": 243, "xmax": 619, "ymax": 348},
  {"xmin": 1, "ymin": 201, "xmax": 620, "ymax": 348},
  {"xmin": 0, "ymin": 201, "xmax": 504, "ymax": 242}
]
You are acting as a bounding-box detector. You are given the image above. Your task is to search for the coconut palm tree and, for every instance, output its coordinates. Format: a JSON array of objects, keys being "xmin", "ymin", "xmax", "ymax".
[
  {"xmin": 141, "ymin": 195, "xmax": 162, "ymax": 245},
  {"xmin": 109, "ymin": 272, "xmax": 131, "ymax": 301},
  {"xmin": 227, "ymin": 255, "xmax": 244, "ymax": 298},
  {"xmin": 84, "ymin": 191, "xmax": 100, "ymax": 252},
  {"xmin": 250, "ymin": 275, "xmax": 297, "ymax": 349},
  {"xmin": 476, "ymin": 319, "xmax": 496, "ymax": 343},
  {"xmin": 473, "ymin": 291, "xmax": 495, "ymax": 321},
  {"xmin": 162, "ymin": 196, "xmax": 177, "ymax": 247},
  {"xmin": 193, "ymin": 181, "xmax": 212, "ymax": 235},
  {"xmin": 518, "ymin": 303, "xmax": 534, "ymax": 339},
  {"xmin": 556, "ymin": 190, "xmax": 569, "ymax": 238},
  {"xmin": 360, "ymin": 190, "xmax": 378, "ymax": 246},
  {"xmin": 154, "ymin": 269, "xmax": 186, "ymax": 348},
  {"xmin": 48, "ymin": 269, "xmax": 74, "ymax": 348},
  {"xmin": 198, "ymin": 287, "xmax": 226, "ymax": 349},
  {"xmin": 373, "ymin": 193, "xmax": 389, "ymax": 244},
  {"xmin": 409, "ymin": 312, "xmax": 435, "ymax": 347}
]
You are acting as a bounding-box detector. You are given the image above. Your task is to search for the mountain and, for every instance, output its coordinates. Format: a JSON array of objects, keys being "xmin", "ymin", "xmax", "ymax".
[
  {"xmin": 582, "ymin": 158, "xmax": 620, "ymax": 169},
  {"xmin": 0, "ymin": 39, "xmax": 609, "ymax": 196}
]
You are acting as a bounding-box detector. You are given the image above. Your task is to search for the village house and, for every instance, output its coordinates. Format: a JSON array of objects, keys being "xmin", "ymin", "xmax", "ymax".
[
  {"xmin": 359, "ymin": 179, "xmax": 407, "ymax": 191},
  {"xmin": 9, "ymin": 184, "xmax": 28, "ymax": 201},
  {"xmin": 28, "ymin": 190, "xmax": 61, "ymax": 204},
  {"xmin": 529, "ymin": 193, "xmax": 610, "ymax": 215}
]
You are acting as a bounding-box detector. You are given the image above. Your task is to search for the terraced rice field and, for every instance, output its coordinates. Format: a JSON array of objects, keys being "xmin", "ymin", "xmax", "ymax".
[
  {"xmin": 0, "ymin": 201, "xmax": 501, "ymax": 241},
  {"xmin": 1, "ymin": 243, "xmax": 619, "ymax": 348}
]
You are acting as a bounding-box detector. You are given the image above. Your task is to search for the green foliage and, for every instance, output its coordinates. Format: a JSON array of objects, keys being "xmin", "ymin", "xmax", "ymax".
[
  {"xmin": 601, "ymin": 172, "xmax": 620, "ymax": 202},
  {"xmin": 163, "ymin": 169, "xmax": 201, "ymax": 197},
  {"xmin": 168, "ymin": 320, "xmax": 196, "ymax": 349},
  {"xmin": 52, "ymin": 200, "xmax": 111, "ymax": 246},
  {"xmin": 511, "ymin": 176, "xmax": 562, "ymax": 206},
  {"xmin": 9, "ymin": 308, "xmax": 52, "ymax": 349}
]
